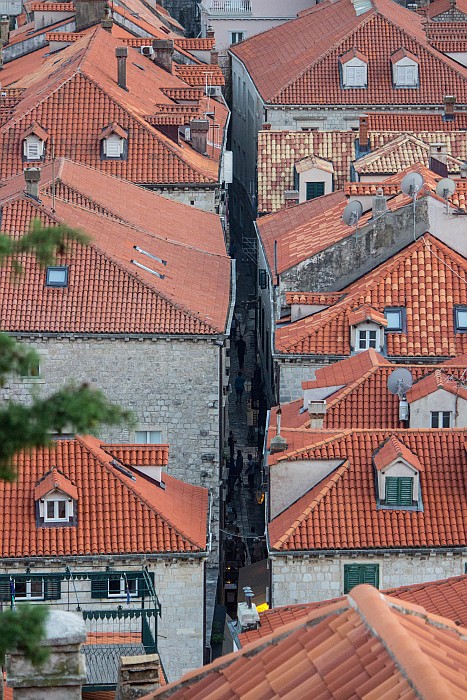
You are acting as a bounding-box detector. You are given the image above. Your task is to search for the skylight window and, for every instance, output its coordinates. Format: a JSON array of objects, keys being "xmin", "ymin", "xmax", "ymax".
[
  {"xmin": 46, "ymin": 266, "xmax": 68, "ymax": 287},
  {"xmin": 455, "ymin": 306, "xmax": 467, "ymax": 332},
  {"xmin": 385, "ymin": 307, "xmax": 405, "ymax": 332}
]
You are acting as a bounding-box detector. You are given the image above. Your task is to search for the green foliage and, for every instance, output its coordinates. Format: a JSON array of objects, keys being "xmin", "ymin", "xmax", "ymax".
[
  {"xmin": 0, "ymin": 605, "xmax": 49, "ymax": 666},
  {"xmin": 0, "ymin": 219, "xmax": 88, "ymax": 272},
  {"xmin": 0, "ymin": 220, "xmax": 134, "ymax": 667}
]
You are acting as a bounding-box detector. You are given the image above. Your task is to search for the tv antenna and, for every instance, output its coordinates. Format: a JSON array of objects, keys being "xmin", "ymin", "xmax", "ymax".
[
  {"xmin": 388, "ymin": 367, "xmax": 413, "ymax": 422},
  {"xmin": 342, "ymin": 200, "xmax": 363, "ymax": 241},
  {"xmin": 401, "ymin": 171, "xmax": 424, "ymax": 241},
  {"xmin": 435, "ymin": 177, "xmax": 456, "ymax": 214}
]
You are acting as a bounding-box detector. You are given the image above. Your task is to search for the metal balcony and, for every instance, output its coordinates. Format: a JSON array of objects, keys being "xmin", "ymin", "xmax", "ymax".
[{"xmin": 205, "ymin": 0, "xmax": 252, "ymax": 16}]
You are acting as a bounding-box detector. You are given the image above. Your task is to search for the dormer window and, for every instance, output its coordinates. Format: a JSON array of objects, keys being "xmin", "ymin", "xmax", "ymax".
[
  {"xmin": 100, "ymin": 122, "xmax": 128, "ymax": 160},
  {"xmin": 391, "ymin": 49, "xmax": 419, "ymax": 88},
  {"xmin": 373, "ymin": 436, "xmax": 422, "ymax": 510},
  {"xmin": 21, "ymin": 122, "xmax": 48, "ymax": 161},
  {"xmin": 34, "ymin": 468, "xmax": 78, "ymax": 527},
  {"xmin": 340, "ymin": 48, "xmax": 368, "ymax": 88},
  {"xmin": 348, "ymin": 305, "xmax": 387, "ymax": 354}
]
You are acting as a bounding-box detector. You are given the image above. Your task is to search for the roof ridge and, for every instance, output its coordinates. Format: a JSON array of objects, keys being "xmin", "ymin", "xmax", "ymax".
[
  {"xmin": 349, "ymin": 585, "xmax": 457, "ymax": 699},
  {"xmin": 274, "ymin": 429, "xmax": 353, "ymax": 462},
  {"xmin": 77, "ymin": 436, "xmax": 205, "ymax": 550},
  {"xmin": 326, "ymin": 365, "xmax": 380, "ymax": 408},
  {"xmin": 271, "ymin": 8, "xmax": 375, "ymax": 102},
  {"xmin": 271, "ymin": 461, "xmax": 350, "ymax": 549}
]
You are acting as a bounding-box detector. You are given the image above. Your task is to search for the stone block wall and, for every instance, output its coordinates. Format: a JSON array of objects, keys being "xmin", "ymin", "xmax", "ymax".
[
  {"xmin": 151, "ymin": 186, "xmax": 218, "ymax": 213},
  {"xmin": 277, "ymin": 360, "xmax": 322, "ymax": 403},
  {"xmin": 270, "ymin": 552, "xmax": 467, "ymax": 606},
  {"xmin": 158, "ymin": 0, "xmax": 200, "ymax": 37},
  {"xmin": 3, "ymin": 336, "xmax": 221, "ymax": 559}
]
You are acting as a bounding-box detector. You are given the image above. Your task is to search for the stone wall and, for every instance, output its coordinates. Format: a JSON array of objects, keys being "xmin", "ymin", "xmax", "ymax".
[
  {"xmin": 3, "ymin": 336, "xmax": 222, "ymax": 559},
  {"xmin": 277, "ymin": 360, "xmax": 322, "ymax": 403},
  {"xmin": 158, "ymin": 0, "xmax": 200, "ymax": 36},
  {"xmin": 0, "ymin": 558, "xmax": 205, "ymax": 684},
  {"xmin": 270, "ymin": 551, "xmax": 467, "ymax": 606},
  {"xmin": 149, "ymin": 185, "xmax": 219, "ymax": 213}
]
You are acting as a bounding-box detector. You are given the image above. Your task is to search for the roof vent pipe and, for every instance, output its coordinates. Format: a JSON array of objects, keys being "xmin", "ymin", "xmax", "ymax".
[
  {"xmin": 270, "ymin": 407, "xmax": 288, "ymax": 453},
  {"xmin": 116, "ymin": 46, "xmax": 128, "ymax": 91}
]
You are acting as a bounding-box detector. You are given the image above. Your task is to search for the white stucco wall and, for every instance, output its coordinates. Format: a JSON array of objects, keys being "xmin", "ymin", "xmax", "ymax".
[
  {"xmin": 409, "ymin": 389, "xmax": 467, "ymax": 428},
  {"xmin": 298, "ymin": 167, "xmax": 333, "ymax": 203},
  {"xmin": 270, "ymin": 459, "xmax": 342, "ymax": 518}
]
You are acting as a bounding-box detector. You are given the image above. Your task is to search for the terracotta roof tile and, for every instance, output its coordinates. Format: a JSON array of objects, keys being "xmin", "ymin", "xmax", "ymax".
[
  {"xmin": 373, "ymin": 434, "xmax": 424, "ymax": 471},
  {"xmin": 239, "ymin": 574, "xmax": 467, "ymax": 646},
  {"xmin": 34, "ymin": 466, "xmax": 79, "ymax": 501},
  {"xmin": 173, "ymin": 64, "xmax": 224, "ymax": 88},
  {"xmin": 232, "ymin": 0, "xmax": 467, "ymax": 106},
  {"xmin": 268, "ymin": 428, "xmax": 467, "ymax": 551},
  {"xmin": 271, "ymin": 352, "xmax": 467, "ymax": 431},
  {"xmin": 407, "ymin": 369, "xmax": 467, "ymax": 402},
  {"xmin": 0, "ymin": 28, "xmax": 228, "ymax": 184},
  {"xmin": 257, "ymin": 129, "xmax": 467, "ymax": 213},
  {"xmin": 347, "ymin": 303, "xmax": 388, "ymax": 327},
  {"xmin": 0, "ymin": 435, "xmax": 208, "ymax": 556},
  {"xmin": 147, "ymin": 585, "xmax": 467, "ymax": 699},
  {"xmin": 0, "ymin": 162, "xmax": 230, "ymax": 335},
  {"xmin": 276, "ymin": 235, "xmax": 467, "ymax": 359}
]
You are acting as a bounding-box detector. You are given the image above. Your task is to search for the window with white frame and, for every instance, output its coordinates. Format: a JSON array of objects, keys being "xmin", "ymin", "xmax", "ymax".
[
  {"xmin": 342, "ymin": 58, "xmax": 367, "ymax": 88},
  {"xmin": 431, "ymin": 411, "xmax": 452, "ymax": 428},
  {"xmin": 108, "ymin": 575, "xmax": 138, "ymax": 598},
  {"xmin": 230, "ymin": 31, "xmax": 245, "ymax": 45},
  {"xmin": 44, "ymin": 498, "xmax": 68, "ymax": 521},
  {"xmin": 23, "ymin": 135, "xmax": 45, "ymax": 161},
  {"xmin": 358, "ymin": 329, "xmax": 378, "ymax": 350},
  {"xmin": 135, "ymin": 430, "xmax": 163, "ymax": 444},
  {"xmin": 393, "ymin": 60, "xmax": 418, "ymax": 87},
  {"xmin": 14, "ymin": 578, "xmax": 45, "ymax": 600}
]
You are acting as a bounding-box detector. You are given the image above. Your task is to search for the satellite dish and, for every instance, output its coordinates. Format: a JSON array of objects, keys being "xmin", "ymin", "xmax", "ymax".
[
  {"xmin": 401, "ymin": 172, "xmax": 424, "ymax": 197},
  {"xmin": 436, "ymin": 177, "xmax": 456, "ymax": 199},
  {"xmin": 342, "ymin": 200, "xmax": 363, "ymax": 226},
  {"xmin": 387, "ymin": 368, "xmax": 413, "ymax": 397}
]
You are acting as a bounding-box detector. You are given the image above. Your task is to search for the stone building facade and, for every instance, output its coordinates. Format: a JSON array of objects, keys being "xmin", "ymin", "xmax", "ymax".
[{"xmin": 159, "ymin": 0, "xmax": 200, "ymax": 36}]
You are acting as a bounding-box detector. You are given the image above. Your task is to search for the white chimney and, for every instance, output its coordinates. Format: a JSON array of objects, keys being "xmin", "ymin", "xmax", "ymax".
[
  {"xmin": 236, "ymin": 587, "xmax": 260, "ymax": 632},
  {"xmin": 308, "ymin": 400, "xmax": 326, "ymax": 428}
]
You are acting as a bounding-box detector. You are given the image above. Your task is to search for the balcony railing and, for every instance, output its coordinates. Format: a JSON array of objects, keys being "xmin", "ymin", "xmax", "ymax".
[{"xmin": 205, "ymin": 0, "xmax": 252, "ymax": 15}]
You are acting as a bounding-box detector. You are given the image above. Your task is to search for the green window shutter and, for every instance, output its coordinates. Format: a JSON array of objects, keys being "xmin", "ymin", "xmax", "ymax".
[
  {"xmin": 386, "ymin": 477, "xmax": 399, "ymax": 505},
  {"xmin": 91, "ymin": 577, "xmax": 108, "ymax": 599},
  {"xmin": 0, "ymin": 577, "xmax": 10, "ymax": 602},
  {"xmin": 44, "ymin": 577, "xmax": 61, "ymax": 600},
  {"xmin": 344, "ymin": 564, "xmax": 379, "ymax": 593},
  {"xmin": 306, "ymin": 181, "xmax": 325, "ymax": 200},
  {"xmin": 362, "ymin": 565, "xmax": 379, "ymax": 588},
  {"xmin": 399, "ymin": 477, "xmax": 413, "ymax": 506}
]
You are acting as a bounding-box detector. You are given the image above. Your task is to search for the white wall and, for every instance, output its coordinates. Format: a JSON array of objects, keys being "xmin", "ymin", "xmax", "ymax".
[
  {"xmin": 409, "ymin": 389, "xmax": 467, "ymax": 428},
  {"xmin": 270, "ymin": 459, "xmax": 342, "ymax": 518},
  {"xmin": 298, "ymin": 167, "xmax": 333, "ymax": 203}
]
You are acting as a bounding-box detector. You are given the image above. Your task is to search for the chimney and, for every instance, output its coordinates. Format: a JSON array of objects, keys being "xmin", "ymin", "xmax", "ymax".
[
  {"xmin": 210, "ymin": 49, "xmax": 219, "ymax": 65},
  {"xmin": 152, "ymin": 39, "xmax": 174, "ymax": 74},
  {"xmin": 0, "ymin": 15, "xmax": 9, "ymax": 46},
  {"xmin": 284, "ymin": 189, "xmax": 299, "ymax": 207},
  {"xmin": 263, "ymin": 122, "xmax": 271, "ymax": 131},
  {"xmin": 444, "ymin": 94, "xmax": 456, "ymax": 121},
  {"xmin": 115, "ymin": 654, "xmax": 161, "ymax": 700},
  {"xmin": 236, "ymin": 587, "xmax": 260, "ymax": 632},
  {"xmin": 461, "ymin": 162, "xmax": 467, "ymax": 179},
  {"xmin": 206, "ymin": 26, "xmax": 215, "ymax": 40},
  {"xmin": 429, "ymin": 142, "xmax": 448, "ymax": 175},
  {"xmin": 308, "ymin": 400, "xmax": 326, "ymax": 428},
  {"xmin": 101, "ymin": 3, "xmax": 113, "ymax": 32},
  {"xmin": 359, "ymin": 114, "xmax": 369, "ymax": 150},
  {"xmin": 24, "ymin": 167, "xmax": 41, "ymax": 198},
  {"xmin": 190, "ymin": 119, "xmax": 209, "ymax": 155},
  {"xmin": 116, "ymin": 46, "xmax": 128, "ymax": 90},
  {"xmin": 270, "ymin": 407, "xmax": 288, "ymax": 453},
  {"xmin": 372, "ymin": 187, "xmax": 387, "ymax": 217}
]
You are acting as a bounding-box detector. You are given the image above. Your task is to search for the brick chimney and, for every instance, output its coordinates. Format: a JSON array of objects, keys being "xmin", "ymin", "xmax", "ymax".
[
  {"xmin": 206, "ymin": 26, "xmax": 215, "ymax": 40},
  {"xmin": 116, "ymin": 46, "xmax": 128, "ymax": 90},
  {"xmin": 190, "ymin": 119, "xmax": 209, "ymax": 155},
  {"xmin": 444, "ymin": 95, "xmax": 456, "ymax": 121},
  {"xmin": 430, "ymin": 142, "xmax": 447, "ymax": 164},
  {"xmin": 210, "ymin": 50, "xmax": 219, "ymax": 65},
  {"xmin": 359, "ymin": 114, "xmax": 369, "ymax": 150},
  {"xmin": 152, "ymin": 39, "xmax": 174, "ymax": 74},
  {"xmin": 24, "ymin": 167, "xmax": 41, "ymax": 198},
  {"xmin": 1, "ymin": 15, "xmax": 10, "ymax": 46},
  {"xmin": 263, "ymin": 122, "xmax": 271, "ymax": 131}
]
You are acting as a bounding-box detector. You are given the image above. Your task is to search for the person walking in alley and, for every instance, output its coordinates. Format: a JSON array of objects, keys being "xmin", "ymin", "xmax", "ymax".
[
  {"xmin": 235, "ymin": 371, "xmax": 246, "ymax": 404},
  {"xmin": 236, "ymin": 334, "xmax": 247, "ymax": 370},
  {"xmin": 235, "ymin": 450, "xmax": 244, "ymax": 486},
  {"xmin": 246, "ymin": 453, "xmax": 256, "ymax": 489},
  {"xmin": 228, "ymin": 430, "xmax": 236, "ymax": 460}
]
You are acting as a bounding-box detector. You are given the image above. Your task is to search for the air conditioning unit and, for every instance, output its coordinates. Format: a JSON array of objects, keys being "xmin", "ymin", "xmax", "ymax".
[
  {"xmin": 140, "ymin": 45, "xmax": 154, "ymax": 57},
  {"xmin": 205, "ymin": 85, "xmax": 221, "ymax": 97}
]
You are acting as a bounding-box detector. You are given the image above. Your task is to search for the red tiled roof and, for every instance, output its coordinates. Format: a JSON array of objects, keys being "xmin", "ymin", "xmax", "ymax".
[
  {"xmin": 239, "ymin": 574, "xmax": 467, "ymax": 645},
  {"xmin": 407, "ymin": 369, "xmax": 467, "ymax": 402},
  {"xmin": 105, "ymin": 444, "xmax": 169, "ymax": 467},
  {"xmin": 286, "ymin": 291, "xmax": 344, "ymax": 306},
  {"xmin": 271, "ymin": 352, "xmax": 467, "ymax": 431},
  {"xmin": 0, "ymin": 28, "xmax": 228, "ymax": 184},
  {"xmin": 367, "ymin": 111, "xmax": 467, "ymax": 131},
  {"xmin": 0, "ymin": 162, "xmax": 230, "ymax": 335},
  {"xmin": 276, "ymin": 235, "xmax": 467, "ymax": 359},
  {"xmin": 257, "ymin": 128, "xmax": 467, "ymax": 213},
  {"xmin": 0, "ymin": 435, "xmax": 208, "ymax": 556},
  {"xmin": 231, "ymin": 0, "xmax": 467, "ymax": 105},
  {"xmin": 373, "ymin": 434, "xmax": 424, "ymax": 471},
  {"xmin": 425, "ymin": 0, "xmax": 467, "ymax": 19},
  {"xmin": 347, "ymin": 303, "xmax": 388, "ymax": 327},
  {"xmin": 147, "ymin": 584, "xmax": 467, "ymax": 699},
  {"xmin": 34, "ymin": 467, "xmax": 79, "ymax": 501},
  {"xmin": 268, "ymin": 428, "xmax": 467, "ymax": 551},
  {"xmin": 175, "ymin": 38, "xmax": 215, "ymax": 51},
  {"xmin": 173, "ymin": 64, "xmax": 224, "ymax": 88}
]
